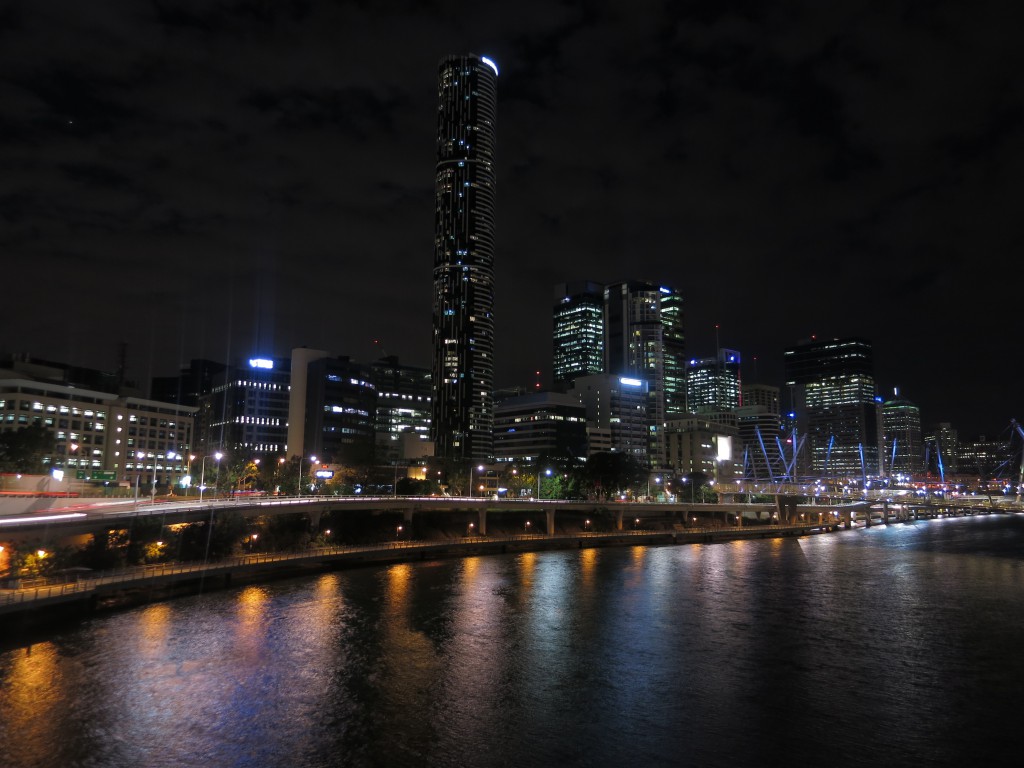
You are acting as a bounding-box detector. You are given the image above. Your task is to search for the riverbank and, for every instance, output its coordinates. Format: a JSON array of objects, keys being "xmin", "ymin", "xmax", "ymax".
[{"xmin": 0, "ymin": 522, "xmax": 833, "ymax": 632}]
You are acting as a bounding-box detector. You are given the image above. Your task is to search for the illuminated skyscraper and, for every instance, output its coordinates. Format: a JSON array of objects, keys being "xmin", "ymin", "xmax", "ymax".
[
  {"xmin": 784, "ymin": 337, "xmax": 878, "ymax": 478},
  {"xmin": 431, "ymin": 54, "xmax": 498, "ymax": 461},
  {"xmin": 604, "ymin": 281, "xmax": 684, "ymax": 467},
  {"xmin": 685, "ymin": 349, "xmax": 742, "ymax": 414},
  {"xmin": 881, "ymin": 390, "xmax": 923, "ymax": 477},
  {"xmin": 553, "ymin": 281, "xmax": 605, "ymax": 389}
]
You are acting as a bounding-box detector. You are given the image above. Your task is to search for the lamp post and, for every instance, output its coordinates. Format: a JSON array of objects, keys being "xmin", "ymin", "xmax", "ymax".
[
  {"xmin": 538, "ymin": 468, "xmax": 552, "ymax": 499},
  {"xmin": 133, "ymin": 451, "xmax": 145, "ymax": 511},
  {"xmin": 474, "ymin": 464, "xmax": 484, "ymax": 498},
  {"xmin": 68, "ymin": 442, "xmax": 79, "ymax": 478},
  {"xmin": 150, "ymin": 451, "xmax": 160, "ymax": 502},
  {"xmin": 199, "ymin": 452, "xmax": 223, "ymax": 503},
  {"xmin": 298, "ymin": 455, "xmax": 317, "ymax": 497}
]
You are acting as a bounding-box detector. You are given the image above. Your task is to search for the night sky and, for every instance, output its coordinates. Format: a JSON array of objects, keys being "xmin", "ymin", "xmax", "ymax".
[{"xmin": 2, "ymin": 1, "xmax": 1021, "ymax": 437}]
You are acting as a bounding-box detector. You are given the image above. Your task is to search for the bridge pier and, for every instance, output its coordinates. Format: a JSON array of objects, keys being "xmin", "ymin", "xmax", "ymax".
[
  {"xmin": 546, "ymin": 510, "xmax": 555, "ymax": 535},
  {"xmin": 777, "ymin": 496, "xmax": 799, "ymax": 524},
  {"xmin": 882, "ymin": 500, "xmax": 889, "ymax": 525},
  {"xmin": 478, "ymin": 509, "xmax": 487, "ymax": 536},
  {"xmin": 615, "ymin": 509, "xmax": 623, "ymax": 531},
  {"xmin": 308, "ymin": 510, "xmax": 322, "ymax": 531}
]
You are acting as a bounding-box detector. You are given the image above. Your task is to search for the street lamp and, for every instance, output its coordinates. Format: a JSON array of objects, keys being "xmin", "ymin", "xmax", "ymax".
[
  {"xmin": 199, "ymin": 452, "xmax": 223, "ymax": 503},
  {"xmin": 298, "ymin": 455, "xmax": 317, "ymax": 497},
  {"xmin": 474, "ymin": 464, "xmax": 484, "ymax": 498},
  {"xmin": 134, "ymin": 451, "xmax": 145, "ymax": 510},
  {"xmin": 538, "ymin": 468, "xmax": 552, "ymax": 499}
]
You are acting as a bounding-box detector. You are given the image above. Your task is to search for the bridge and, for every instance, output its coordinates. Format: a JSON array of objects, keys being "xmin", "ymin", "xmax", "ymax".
[
  {"xmin": 1, "ymin": 492, "xmax": 1020, "ymax": 620},
  {"xmin": 0, "ymin": 492, "xmax": 872, "ymax": 541}
]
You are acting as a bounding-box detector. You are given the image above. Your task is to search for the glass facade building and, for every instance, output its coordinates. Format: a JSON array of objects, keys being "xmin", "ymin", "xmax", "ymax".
[
  {"xmin": 784, "ymin": 337, "xmax": 878, "ymax": 478},
  {"xmin": 552, "ymin": 281, "xmax": 605, "ymax": 389},
  {"xmin": 431, "ymin": 54, "xmax": 498, "ymax": 462},
  {"xmin": 685, "ymin": 349, "xmax": 742, "ymax": 414}
]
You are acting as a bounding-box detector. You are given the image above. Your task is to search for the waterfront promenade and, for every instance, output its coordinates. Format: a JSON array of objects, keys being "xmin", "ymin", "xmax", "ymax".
[{"xmin": 0, "ymin": 523, "xmax": 827, "ymax": 619}]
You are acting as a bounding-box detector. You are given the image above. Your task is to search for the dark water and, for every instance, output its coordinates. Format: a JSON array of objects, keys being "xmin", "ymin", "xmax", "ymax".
[{"xmin": 3, "ymin": 516, "xmax": 1024, "ymax": 768}]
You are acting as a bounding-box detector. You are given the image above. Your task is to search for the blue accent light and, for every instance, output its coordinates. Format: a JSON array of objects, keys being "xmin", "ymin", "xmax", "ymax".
[
  {"xmin": 480, "ymin": 56, "xmax": 499, "ymax": 76},
  {"xmin": 249, "ymin": 358, "xmax": 274, "ymax": 369}
]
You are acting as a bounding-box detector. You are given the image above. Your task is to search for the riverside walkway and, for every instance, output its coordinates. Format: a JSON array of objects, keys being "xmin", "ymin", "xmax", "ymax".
[{"xmin": 0, "ymin": 523, "xmax": 828, "ymax": 617}]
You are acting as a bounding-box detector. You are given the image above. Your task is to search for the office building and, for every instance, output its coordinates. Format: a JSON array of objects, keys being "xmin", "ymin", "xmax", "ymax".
[
  {"xmin": 659, "ymin": 288, "xmax": 686, "ymax": 416},
  {"xmin": 553, "ymin": 281, "xmax": 604, "ymax": 389},
  {"xmin": 734, "ymin": 383, "xmax": 782, "ymax": 481},
  {"xmin": 685, "ymin": 349, "xmax": 742, "ymax": 414},
  {"xmin": 924, "ymin": 422, "xmax": 959, "ymax": 476},
  {"xmin": 881, "ymin": 390, "xmax": 923, "ymax": 478},
  {"xmin": 202, "ymin": 356, "xmax": 291, "ymax": 456},
  {"xmin": 604, "ymin": 281, "xmax": 685, "ymax": 466},
  {"xmin": 784, "ymin": 337, "xmax": 878, "ymax": 478},
  {"xmin": 431, "ymin": 53, "xmax": 499, "ymax": 462},
  {"xmin": 371, "ymin": 356, "xmax": 433, "ymax": 463},
  {"xmin": 493, "ymin": 391, "xmax": 588, "ymax": 464},
  {"xmin": 0, "ymin": 369, "xmax": 195, "ymax": 490},
  {"xmin": 568, "ymin": 374, "xmax": 649, "ymax": 463},
  {"xmin": 300, "ymin": 356, "xmax": 377, "ymax": 465},
  {"xmin": 664, "ymin": 416, "xmax": 742, "ymax": 486}
]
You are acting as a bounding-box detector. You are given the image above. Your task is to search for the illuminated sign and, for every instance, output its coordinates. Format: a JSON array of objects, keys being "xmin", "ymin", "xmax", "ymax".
[
  {"xmin": 619, "ymin": 377, "xmax": 643, "ymax": 387},
  {"xmin": 315, "ymin": 470, "xmax": 335, "ymax": 479},
  {"xmin": 249, "ymin": 358, "xmax": 274, "ymax": 369},
  {"xmin": 716, "ymin": 436, "xmax": 733, "ymax": 462}
]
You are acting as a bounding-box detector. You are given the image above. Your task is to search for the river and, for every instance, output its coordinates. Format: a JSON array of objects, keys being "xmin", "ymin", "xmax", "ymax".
[{"xmin": 2, "ymin": 515, "xmax": 1023, "ymax": 767}]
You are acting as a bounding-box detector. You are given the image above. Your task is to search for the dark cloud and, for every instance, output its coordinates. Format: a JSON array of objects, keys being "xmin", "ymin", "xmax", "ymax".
[{"xmin": 0, "ymin": 0, "xmax": 1022, "ymax": 435}]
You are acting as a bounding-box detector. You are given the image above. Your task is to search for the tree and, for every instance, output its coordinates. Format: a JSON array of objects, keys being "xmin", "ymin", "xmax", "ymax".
[
  {"xmin": 0, "ymin": 425, "xmax": 53, "ymax": 473},
  {"xmin": 584, "ymin": 452, "xmax": 648, "ymax": 500}
]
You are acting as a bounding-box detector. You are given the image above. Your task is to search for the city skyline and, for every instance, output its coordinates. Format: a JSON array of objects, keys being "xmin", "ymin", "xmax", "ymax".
[{"xmin": 2, "ymin": 2, "xmax": 1021, "ymax": 437}]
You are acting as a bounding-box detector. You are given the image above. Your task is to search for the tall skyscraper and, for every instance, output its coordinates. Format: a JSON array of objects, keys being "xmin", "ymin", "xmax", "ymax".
[
  {"xmin": 660, "ymin": 288, "xmax": 687, "ymax": 417},
  {"xmin": 604, "ymin": 281, "xmax": 684, "ymax": 466},
  {"xmin": 553, "ymin": 281, "xmax": 605, "ymax": 389},
  {"xmin": 431, "ymin": 53, "xmax": 498, "ymax": 462},
  {"xmin": 784, "ymin": 337, "xmax": 878, "ymax": 478}
]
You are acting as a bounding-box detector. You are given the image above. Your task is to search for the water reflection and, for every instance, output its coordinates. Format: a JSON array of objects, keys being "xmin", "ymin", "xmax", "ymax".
[{"xmin": 2, "ymin": 517, "xmax": 1023, "ymax": 768}]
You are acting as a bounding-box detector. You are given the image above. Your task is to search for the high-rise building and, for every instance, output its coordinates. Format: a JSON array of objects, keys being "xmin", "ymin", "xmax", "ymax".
[
  {"xmin": 881, "ymin": 389, "xmax": 923, "ymax": 478},
  {"xmin": 784, "ymin": 337, "xmax": 878, "ymax": 478},
  {"xmin": 685, "ymin": 349, "xmax": 742, "ymax": 414},
  {"xmin": 431, "ymin": 53, "xmax": 498, "ymax": 462},
  {"xmin": 552, "ymin": 281, "xmax": 605, "ymax": 389},
  {"xmin": 604, "ymin": 281, "xmax": 684, "ymax": 467},
  {"xmin": 568, "ymin": 374, "xmax": 649, "ymax": 463},
  {"xmin": 370, "ymin": 356, "xmax": 432, "ymax": 463},
  {"xmin": 302, "ymin": 357, "xmax": 377, "ymax": 465},
  {"xmin": 924, "ymin": 422, "xmax": 959, "ymax": 476},
  {"xmin": 202, "ymin": 357, "xmax": 291, "ymax": 456},
  {"xmin": 659, "ymin": 288, "xmax": 686, "ymax": 417},
  {"xmin": 736, "ymin": 382, "xmax": 782, "ymax": 481}
]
